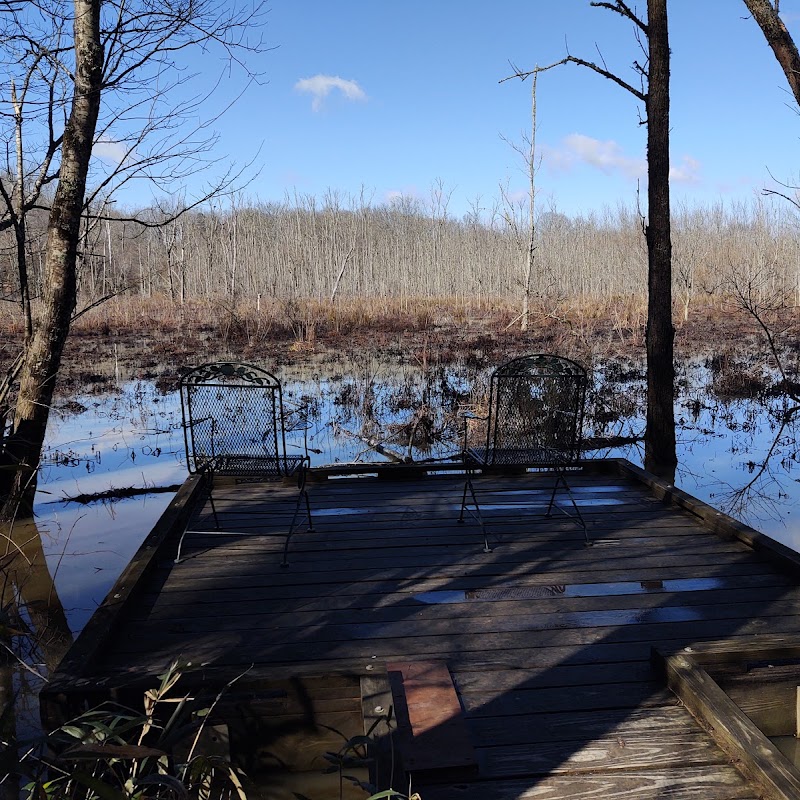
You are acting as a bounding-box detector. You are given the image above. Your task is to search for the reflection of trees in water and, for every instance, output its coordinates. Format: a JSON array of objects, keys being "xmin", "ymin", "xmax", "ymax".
[
  {"xmin": 714, "ymin": 403, "xmax": 800, "ymax": 524},
  {"xmin": 682, "ymin": 391, "xmax": 800, "ymax": 527},
  {"xmin": 2, "ymin": 520, "xmax": 74, "ymax": 798},
  {"xmin": 2, "ymin": 520, "xmax": 74, "ymax": 670},
  {"xmin": 323, "ymin": 361, "xmax": 474, "ymax": 462}
]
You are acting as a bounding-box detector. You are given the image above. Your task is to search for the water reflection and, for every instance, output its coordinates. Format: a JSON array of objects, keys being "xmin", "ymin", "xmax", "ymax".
[
  {"xmin": 2, "ymin": 519, "xmax": 74, "ymax": 794},
  {"xmin": 456, "ymin": 499, "xmax": 628, "ymax": 511},
  {"xmin": 32, "ymin": 495, "xmax": 176, "ymax": 633},
  {"xmin": 2, "ymin": 519, "xmax": 73, "ymax": 671},
  {"xmin": 412, "ymin": 577, "xmax": 728, "ymax": 605}
]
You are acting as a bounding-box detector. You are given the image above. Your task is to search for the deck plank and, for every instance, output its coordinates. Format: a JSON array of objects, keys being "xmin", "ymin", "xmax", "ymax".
[{"xmin": 418, "ymin": 768, "xmax": 758, "ymax": 799}]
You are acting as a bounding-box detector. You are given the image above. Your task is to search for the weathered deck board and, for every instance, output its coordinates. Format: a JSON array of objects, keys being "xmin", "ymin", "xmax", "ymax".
[
  {"xmin": 44, "ymin": 461, "xmax": 800, "ymax": 799},
  {"xmin": 419, "ymin": 768, "xmax": 759, "ymax": 800},
  {"xmin": 135, "ymin": 585, "xmax": 797, "ymax": 627},
  {"xmin": 117, "ymin": 596, "xmax": 800, "ymax": 644},
  {"xmin": 477, "ymin": 730, "xmax": 730, "ymax": 777},
  {"xmin": 138, "ymin": 563, "xmax": 793, "ymax": 600},
  {"xmin": 159, "ymin": 545, "xmax": 770, "ymax": 581}
]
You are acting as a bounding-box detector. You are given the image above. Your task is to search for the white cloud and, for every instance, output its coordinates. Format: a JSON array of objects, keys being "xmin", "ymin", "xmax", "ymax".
[
  {"xmin": 669, "ymin": 155, "xmax": 701, "ymax": 185},
  {"xmin": 93, "ymin": 138, "xmax": 129, "ymax": 165},
  {"xmin": 544, "ymin": 133, "xmax": 701, "ymax": 186},
  {"xmin": 294, "ymin": 74, "xmax": 367, "ymax": 111},
  {"xmin": 553, "ymin": 133, "xmax": 646, "ymax": 179}
]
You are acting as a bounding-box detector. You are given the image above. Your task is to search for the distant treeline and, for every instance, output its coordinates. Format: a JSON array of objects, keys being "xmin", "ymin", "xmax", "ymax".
[{"xmin": 4, "ymin": 192, "xmax": 800, "ymax": 318}]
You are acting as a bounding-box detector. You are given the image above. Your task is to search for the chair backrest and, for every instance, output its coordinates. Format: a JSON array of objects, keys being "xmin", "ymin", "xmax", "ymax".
[
  {"xmin": 484, "ymin": 354, "xmax": 587, "ymax": 466},
  {"xmin": 180, "ymin": 362, "xmax": 288, "ymax": 475}
]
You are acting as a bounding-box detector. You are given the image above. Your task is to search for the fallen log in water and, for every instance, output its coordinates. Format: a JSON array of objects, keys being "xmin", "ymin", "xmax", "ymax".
[{"xmin": 60, "ymin": 484, "xmax": 182, "ymax": 505}]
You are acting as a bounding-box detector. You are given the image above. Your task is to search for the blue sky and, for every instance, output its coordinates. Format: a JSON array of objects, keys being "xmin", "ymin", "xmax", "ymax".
[{"xmin": 108, "ymin": 1, "xmax": 800, "ymax": 218}]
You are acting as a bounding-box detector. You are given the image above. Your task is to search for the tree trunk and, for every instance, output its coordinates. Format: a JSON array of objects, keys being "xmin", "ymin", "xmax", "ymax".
[
  {"xmin": 644, "ymin": 0, "xmax": 677, "ymax": 478},
  {"xmin": 0, "ymin": 0, "xmax": 103, "ymax": 519}
]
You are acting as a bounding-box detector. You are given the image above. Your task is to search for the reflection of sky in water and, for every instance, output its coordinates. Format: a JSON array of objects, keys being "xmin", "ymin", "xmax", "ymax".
[
  {"xmin": 413, "ymin": 577, "xmax": 727, "ymax": 605},
  {"xmin": 29, "ymin": 366, "xmax": 800, "ymax": 635},
  {"xmin": 39, "ymin": 382, "xmax": 188, "ymax": 500},
  {"xmin": 34, "ymin": 494, "xmax": 174, "ymax": 632},
  {"xmin": 606, "ymin": 395, "xmax": 800, "ymax": 554},
  {"xmin": 456, "ymin": 499, "xmax": 627, "ymax": 510}
]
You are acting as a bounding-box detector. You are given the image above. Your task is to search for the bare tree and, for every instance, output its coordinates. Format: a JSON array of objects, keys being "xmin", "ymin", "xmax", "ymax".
[
  {"xmin": 575, "ymin": 0, "xmax": 675, "ymax": 477},
  {"xmin": 0, "ymin": 1, "xmax": 267, "ymax": 519},
  {"xmin": 0, "ymin": 15, "xmax": 67, "ymax": 343},
  {"xmin": 508, "ymin": 0, "xmax": 676, "ymax": 476},
  {"xmin": 641, "ymin": 0, "xmax": 676, "ymax": 477},
  {"xmin": 500, "ymin": 61, "xmax": 564, "ymax": 331}
]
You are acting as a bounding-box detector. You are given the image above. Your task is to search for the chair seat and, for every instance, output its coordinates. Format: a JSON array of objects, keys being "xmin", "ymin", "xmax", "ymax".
[
  {"xmin": 205, "ymin": 454, "xmax": 307, "ymax": 478},
  {"xmin": 464, "ymin": 445, "xmax": 572, "ymax": 468}
]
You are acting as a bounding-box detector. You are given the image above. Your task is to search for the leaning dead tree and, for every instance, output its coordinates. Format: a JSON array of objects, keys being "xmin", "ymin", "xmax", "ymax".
[
  {"xmin": 0, "ymin": 0, "xmax": 267, "ymax": 520},
  {"xmin": 743, "ymin": 0, "xmax": 800, "ymax": 105},
  {"xmin": 726, "ymin": 2, "xmax": 800, "ymax": 399},
  {"xmin": 742, "ymin": 3, "xmax": 800, "ymax": 210}
]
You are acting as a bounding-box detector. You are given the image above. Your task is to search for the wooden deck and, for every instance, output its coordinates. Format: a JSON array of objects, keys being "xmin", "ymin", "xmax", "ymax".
[{"xmin": 44, "ymin": 459, "xmax": 800, "ymax": 799}]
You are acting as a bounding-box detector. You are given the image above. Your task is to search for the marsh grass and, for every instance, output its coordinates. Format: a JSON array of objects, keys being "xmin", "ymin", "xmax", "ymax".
[
  {"xmin": 4, "ymin": 662, "xmax": 248, "ymax": 800},
  {"xmin": 0, "ymin": 292, "xmax": 756, "ymax": 387}
]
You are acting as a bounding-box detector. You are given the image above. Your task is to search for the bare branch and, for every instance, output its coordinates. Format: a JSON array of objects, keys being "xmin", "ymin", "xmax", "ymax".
[
  {"xmin": 499, "ymin": 57, "xmax": 569, "ymax": 84},
  {"xmin": 591, "ymin": 1, "xmax": 648, "ymax": 34},
  {"xmin": 564, "ymin": 55, "xmax": 646, "ymax": 101}
]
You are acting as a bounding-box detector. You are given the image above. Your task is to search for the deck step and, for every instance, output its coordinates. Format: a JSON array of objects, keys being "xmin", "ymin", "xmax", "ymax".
[{"xmin": 387, "ymin": 660, "xmax": 478, "ymax": 779}]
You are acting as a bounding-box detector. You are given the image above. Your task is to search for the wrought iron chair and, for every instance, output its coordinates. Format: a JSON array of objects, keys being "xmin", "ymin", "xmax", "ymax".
[
  {"xmin": 458, "ymin": 354, "xmax": 589, "ymax": 552},
  {"xmin": 177, "ymin": 361, "xmax": 312, "ymax": 566}
]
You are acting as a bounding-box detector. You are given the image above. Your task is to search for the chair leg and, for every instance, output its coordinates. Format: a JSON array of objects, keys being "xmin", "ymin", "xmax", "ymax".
[
  {"xmin": 300, "ymin": 464, "xmax": 313, "ymax": 532},
  {"xmin": 202, "ymin": 468, "xmax": 220, "ymax": 529},
  {"xmin": 458, "ymin": 478, "xmax": 470, "ymax": 523},
  {"xmin": 209, "ymin": 492, "xmax": 220, "ymax": 529},
  {"xmin": 545, "ymin": 474, "xmax": 562, "ymax": 518},
  {"xmin": 459, "ymin": 474, "xmax": 492, "ymax": 553},
  {"xmin": 302, "ymin": 489, "xmax": 313, "ymax": 531},
  {"xmin": 282, "ymin": 486, "xmax": 312, "ymax": 568},
  {"xmin": 177, "ymin": 470, "xmax": 216, "ymax": 563},
  {"xmin": 174, "ymin": 527, "xmax": 188, "ymax": 564},
  {"xmin": 547, "ymin": 469, "xmax": 590, "ymax": 546},
  {"xmin": 282, "ymin": 466, "xmax": 313, "ymax": 568}
]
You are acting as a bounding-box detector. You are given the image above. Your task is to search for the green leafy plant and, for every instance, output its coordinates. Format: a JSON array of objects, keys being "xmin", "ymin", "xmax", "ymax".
[
  {"xmin": 3, "ymin": 661, "xmax": 247, "ymax": 800},
  {"xmin": 320, "ymin": 732, "xmax": 378, "ymax": 798},
  {"xmin": 293, "ymin": 707, "xmax": 422, "ymax": 800}
]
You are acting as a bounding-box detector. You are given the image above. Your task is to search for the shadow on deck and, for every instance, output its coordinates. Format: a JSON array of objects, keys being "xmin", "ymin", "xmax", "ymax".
[{"xmin": 42, "ymin": 459, "xmax": 800, "ymax": 800}]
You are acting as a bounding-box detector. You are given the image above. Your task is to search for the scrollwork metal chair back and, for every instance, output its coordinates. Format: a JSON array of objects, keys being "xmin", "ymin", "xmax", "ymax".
[
  {"xmin": 178, "ymin": 362, "xmax": 312, "ymax": 566},
  {"xmin": 459, "ymin": 354, "xmax": 589, "ymax": 551}
]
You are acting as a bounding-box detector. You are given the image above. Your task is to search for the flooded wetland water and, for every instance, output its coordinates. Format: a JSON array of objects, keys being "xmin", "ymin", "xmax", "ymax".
[{"xmin": 30, "ymin": 353, "xmax": 800, "ymax": 629}]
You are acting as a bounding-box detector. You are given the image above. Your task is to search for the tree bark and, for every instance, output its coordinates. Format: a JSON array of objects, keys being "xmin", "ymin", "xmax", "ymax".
[
  {"xmin": 0, "ymin": 0, "xmax": 103, "ymax": 519},
  {"xmin": 644, "ymin": 0, "xmax": 677, "ymax": 478},
  {"xmin": 744, "ymin": 0, "xmax": 800, "ymax": 106}
]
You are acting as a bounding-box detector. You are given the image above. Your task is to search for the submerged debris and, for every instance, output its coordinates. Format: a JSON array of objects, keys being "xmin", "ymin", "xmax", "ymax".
[{"xmin": 61, "ymin": 484, "xmax": 182, "ymax": 505}]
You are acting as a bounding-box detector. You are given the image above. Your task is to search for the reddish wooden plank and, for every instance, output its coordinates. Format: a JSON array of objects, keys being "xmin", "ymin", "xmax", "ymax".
[{"xmin": 386, "ymin": 660, "xmax": 477, "ymax": 775}]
